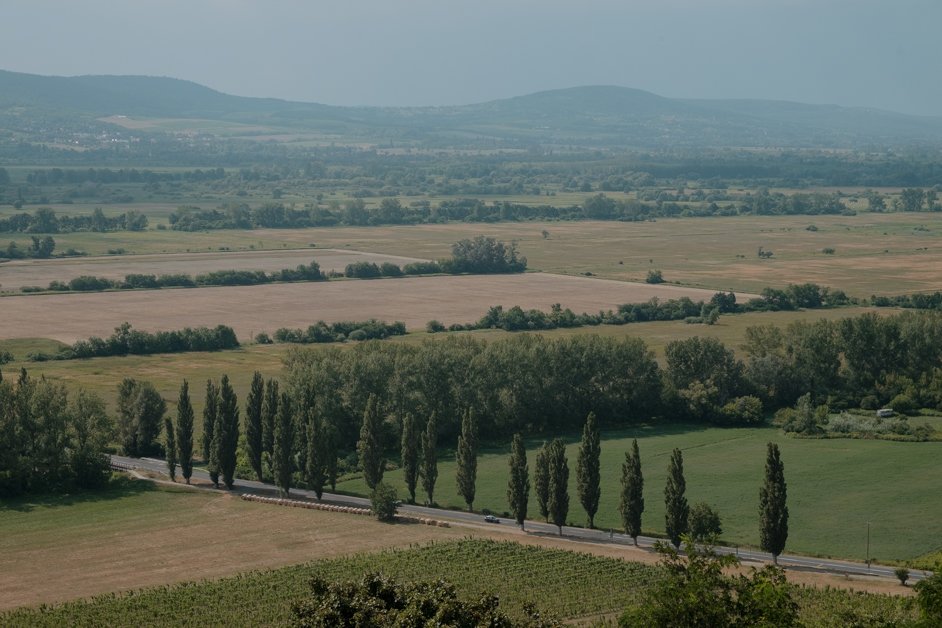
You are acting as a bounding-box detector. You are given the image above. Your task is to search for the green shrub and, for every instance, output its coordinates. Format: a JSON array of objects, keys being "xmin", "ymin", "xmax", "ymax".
[{"xmin": 370, "ymin": 481, "xmax": 399, "ymax": 522}]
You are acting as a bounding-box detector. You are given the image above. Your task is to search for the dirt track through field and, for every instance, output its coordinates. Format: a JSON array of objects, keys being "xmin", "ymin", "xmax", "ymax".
[
  {"xmin": 0, "ymin": 273, "xmax": 746, "ymax": 343},
  {"xmin": 0, "ymin": 248, "xmax": 426, "ymax": 291}
]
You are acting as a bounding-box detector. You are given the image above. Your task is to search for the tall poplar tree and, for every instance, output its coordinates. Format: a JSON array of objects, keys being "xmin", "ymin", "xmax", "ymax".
[
  {"xmin": 760, "ymin": 442, "xmax": 789, "ymax": 564},
  {"xmin": 272, "ymin": 391, "xmax": 294, "ymax": 497},
  {"xmin": 400, "ymin": 413, "xmax": 419, "ymax": 503},
  {"xmin": 305, "ymin": 406, "xmax": 328, "ymax": 500},
  {"xmin": 216, "ymin": 374, "xmax": 240, "ymax": 490},
  {"xmin": 455, "ymin": 409, "xmax": 478, "ymax": 511},
  {"xmin": 164, "ymin": 417, "xmax": 177, "ymax": 482},
  {"xmin": 577, "ymin": 412, "xmax": 601, "ymax": 528},
  {"xmin": 420, "ymin": 412, "xmax": 438, "ymax": 505},
  {"xmin": 506, "ymin": 433, "xmax": 530, "ymax": 529},
  {"xmin": 547, "ymin": 438, "xmax": 569, "ymax": 535},
  {"xmin": 176, "ymin": 380, "xmax": 194, "ymax": 484},
  {"xmin": 261, "ymin": 378, "xmax": 279, "ymax": 478},
  {"xmin": 620, "ymin": 439, "xmax": 644, "ymax": 545},
  {"xmin": 203, "ymin": 380, "xmax": 220, "ymax": 487},
  {"xmin": 534, "ymin": 441, "xmax": 550, "ymax": 522},
  {"xmin": 324, "ymin": 419, "xmax": 339, "ymax": 491},
  {"xmin": 357, "ymin": 394, "xmax": 385, "ymax": 490},
  {"xmin": 664, "ymin": 448, "xmax": 689, "ymax": 548},
  {"xmin": 244, "ymin": 371, "xmax": 264, "ymax": 481}
]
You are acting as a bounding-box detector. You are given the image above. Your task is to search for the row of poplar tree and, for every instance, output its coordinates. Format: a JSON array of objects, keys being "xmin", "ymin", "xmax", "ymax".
[
  {"xmin": 161, "ymin": 376, "xmax": 788, "ymax": 558},
  {"xmin": 503, "ymin": 413, "xmax": 790, "ymax": 561}
]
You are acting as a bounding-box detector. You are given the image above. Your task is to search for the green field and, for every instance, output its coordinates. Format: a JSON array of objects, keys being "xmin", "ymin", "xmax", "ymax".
[
  {"xmin": 0, "ymin": 536, "xmax": 918, "ymax": 626},
  {"xmin": 339, "ymin": 423, "xmax": 942, "ymax": 563}
]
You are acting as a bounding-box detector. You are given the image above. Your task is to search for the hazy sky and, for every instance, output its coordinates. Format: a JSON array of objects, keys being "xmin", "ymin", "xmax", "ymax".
[{"xmin": 3, "ymin": 0, "xmax": 940, "ymax": 115}]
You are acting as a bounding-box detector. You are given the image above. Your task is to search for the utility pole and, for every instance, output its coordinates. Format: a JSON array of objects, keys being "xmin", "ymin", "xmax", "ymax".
[{"xmin": 866, "ymin": 521, "xmax": 871, "ymax": 572}]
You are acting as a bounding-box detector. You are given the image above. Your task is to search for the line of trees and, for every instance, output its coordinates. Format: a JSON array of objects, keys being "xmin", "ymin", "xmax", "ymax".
[
  {"xmin": 19, "ymin": 235, "xmax": 525, "ymax": 296},
  {"xmin": 156, "ymin": 192, "xmax": 861, "ymax": 234},
  {"xmin": 428, "ymin": 284, "xmax": 848, "ymax": 334},
  {"xmin": 24, "ymin": 167, "xmax": 227, "ymax": 186},
  {"xmin": 507, "ymin": 426, "xmax": 789, "ymax": 561},
  {"xmin": 27, "ymin": 260, "xmax": 325, "ymax": 294},
  {"xmin": 0, "ymin": 207, "xmax": 147, "ymax": 233},
  {"xmin": 30, "ymin": 323, "xmax": 239, "ymax": 362}
]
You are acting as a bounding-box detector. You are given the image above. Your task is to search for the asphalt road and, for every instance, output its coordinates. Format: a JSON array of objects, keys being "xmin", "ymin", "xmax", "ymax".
[{"xmin": 112, "ymin": 454, "xmax": 932, "ymax": 583}]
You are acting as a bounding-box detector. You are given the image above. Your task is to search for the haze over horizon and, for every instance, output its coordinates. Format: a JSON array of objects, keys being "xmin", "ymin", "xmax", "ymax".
[{"xmin": 2, "ymin": 0, "xmax": 940, "ymax": 116}]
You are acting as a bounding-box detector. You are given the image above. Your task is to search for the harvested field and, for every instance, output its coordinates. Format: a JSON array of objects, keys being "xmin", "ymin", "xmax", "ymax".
[
  {"xmin": 34, "ymin": 214, "xmax": 942, "ymax": 295},
  {"xmin": 0, "ymin": 248, "xmax": 425, "ymax": 292},
  {"xmin": 0, "ymin": 481, "xmax": 464, "ymax": 611},
  {"xmin": 0, "ymin": 273, "xmax": 745, "ymax": 343}
]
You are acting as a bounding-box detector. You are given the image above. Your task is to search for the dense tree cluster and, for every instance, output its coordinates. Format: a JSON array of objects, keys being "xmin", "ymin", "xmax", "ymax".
[
  {"xmin": 272, "ymin": 320, "xmax": 406, "ymax": 344},
  {"xmin": 116, "ymin": 378, "xmax": 166, "ymax": 457},
  {"xmin": 443, "ymin": 236, "xmax": 526, "ymax": 274},
  {"xmin": 280, "ymin": 310, "xmax": 942, "ymax": 452},
  {"xmin": 742, "ymin": 311, "xmax": 942, "ymax": 412},
  {"xmin": 284, "ymin": 334, "xmax": 662, "ymax": 450},
  {"xmin": 0, "ymin": 369, "xmax": 112, "ymax": 497},
  {"xmin": 3, "ymin": 235, "xmax": 56, "ymax": 260}
]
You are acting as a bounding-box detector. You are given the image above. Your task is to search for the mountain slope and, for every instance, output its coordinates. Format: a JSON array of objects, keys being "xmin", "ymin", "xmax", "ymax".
[{"xmin": 2, "ymin": 69, "xmax": 942, "ymax": 148}]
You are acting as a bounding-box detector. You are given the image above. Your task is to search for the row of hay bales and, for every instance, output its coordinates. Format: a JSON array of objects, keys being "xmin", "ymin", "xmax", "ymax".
[{"xmin": 240, "ymin": 493, "xmax": 449, "ymax": 527}]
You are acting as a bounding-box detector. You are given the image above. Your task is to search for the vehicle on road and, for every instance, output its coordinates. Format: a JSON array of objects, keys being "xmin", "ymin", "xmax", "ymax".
[{"xmin": 484, "ymin": 514, "xmax": 499, "ymax": 523}]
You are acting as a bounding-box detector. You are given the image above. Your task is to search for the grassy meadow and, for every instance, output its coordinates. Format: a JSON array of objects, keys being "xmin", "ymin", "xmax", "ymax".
[{"xmin": 341, "ymin": 422, "xmax": 942, "ymax": 563}]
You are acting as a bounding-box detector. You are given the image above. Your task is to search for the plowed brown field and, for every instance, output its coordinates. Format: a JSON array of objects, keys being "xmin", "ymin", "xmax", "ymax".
[{"xmin": 0, "ymin": 273, "xmax": 748, "ymax": 343}]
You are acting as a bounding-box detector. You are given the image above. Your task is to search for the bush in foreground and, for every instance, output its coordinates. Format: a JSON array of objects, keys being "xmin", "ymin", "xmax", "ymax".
[
  {"xmin": 370, "ymin": 482, "xmax": 398, "ymax": 522},
  {"xmin": 292, "ymin": 572, "xmax": 559, "ymax": 627},
  {"xmin": 620, "ymin": 538, "xmax": 798, "ymax": 628}
]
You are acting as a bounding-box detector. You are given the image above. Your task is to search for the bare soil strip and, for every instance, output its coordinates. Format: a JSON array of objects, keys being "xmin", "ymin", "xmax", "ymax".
[{"xmin": 0, "ymin": 273, "xmax": 745, "ymax": 344}]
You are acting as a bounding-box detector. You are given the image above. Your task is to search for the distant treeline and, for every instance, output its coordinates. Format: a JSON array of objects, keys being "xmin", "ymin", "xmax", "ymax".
[
  {"xmin": 24, "ymin": 167, "xmax": 227, "ymax": 185},
  {"xmin": 873, "ymin": 292, "xmax": 942, "ymax": 311},
  {"xmin": 25, "ymin": 261, "xmax": 325, "ymax": 293},
  {"xmin": 284, "ymin": 309, "xmax": 942, "ymax": 451},
  {"xmin": 165, "ymin": 192, "xmax": 857, "ymax": 232},
  {"xmin": 8, "ymin": 146, "xmax": 942, "ymax": 191},
  {"xmin": 430, "ymin": 285, "xmax": 852, "ymax": 333},
  {"xmin": 269, "ymin": 320, "xmax": 407, "ymax": 344},
  {"xmin": 5, "ymin": 191, "xmax": 938, "ymax": 237},
  {"xmin": 29, "ymin": 323, "xmax": 239, "ymax": 361},
  {"xmin": 0, "ymin": 207, "xmax": 147, "ymax": 233}
]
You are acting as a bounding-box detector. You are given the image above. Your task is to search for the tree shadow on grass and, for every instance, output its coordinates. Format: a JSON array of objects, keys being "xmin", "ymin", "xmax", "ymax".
[{"xmin": 0, "ymin": 475, "xmax": 156, "ymax": 514}]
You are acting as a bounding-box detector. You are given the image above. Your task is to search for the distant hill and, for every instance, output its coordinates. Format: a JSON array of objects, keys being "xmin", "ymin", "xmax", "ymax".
[{"xmin": 3, "ymin": 69, "xmax": 942, "ymax": 149}]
